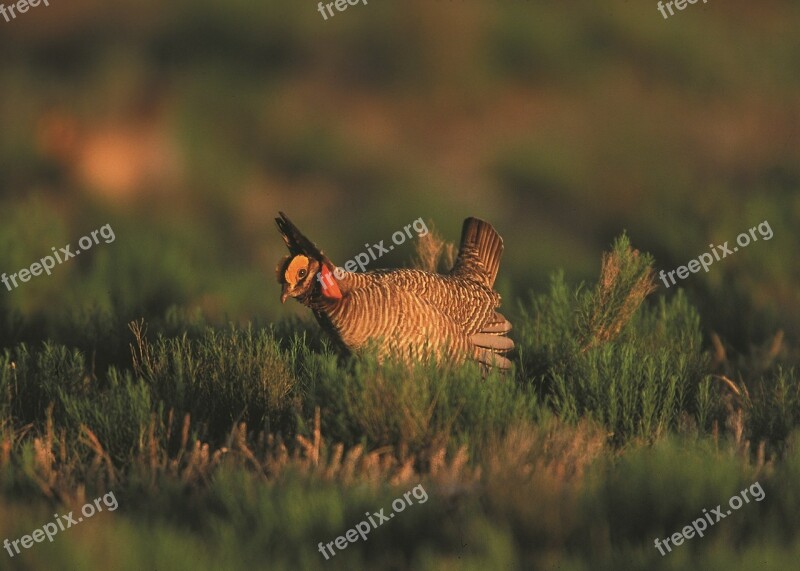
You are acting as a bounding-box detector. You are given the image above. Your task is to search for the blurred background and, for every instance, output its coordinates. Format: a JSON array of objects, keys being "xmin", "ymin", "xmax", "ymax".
[{"xmin": 0, "ymin": 0, "xmax": 798, "ymax": 358}]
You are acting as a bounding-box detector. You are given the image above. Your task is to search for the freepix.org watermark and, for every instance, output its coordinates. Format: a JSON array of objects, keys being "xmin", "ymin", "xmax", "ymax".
[
  {"xmin": 317, "ymin": 0, "xmax": 367, "ymax": 21},
  {"xmin": 4, "ymin": 492, "xmax": 118, "ymax": 558},
  {"xmin": 0, "ymin": 0, "xmax": 50, "ymax": 24},
  {"xmin": 657, "ymin": 0, "xmax": 709, "ymax": 20},
  {"xmin": 2, "ymin": 223, "xmax": 115, "ymax": 292},
  {"xmin": 316, "ymin": 217, "xmax": 428, "ymax": 288},
  {"xmin": 659, "ymin": 220, "xmax": 772, "ymax": 289},
  {"xmin": 317, "ymin": 483, "xmax": 428, "ymax": 560},
  {"xmin": 654, "ymin": 481, "xmax": 765, "ymax": 556}
]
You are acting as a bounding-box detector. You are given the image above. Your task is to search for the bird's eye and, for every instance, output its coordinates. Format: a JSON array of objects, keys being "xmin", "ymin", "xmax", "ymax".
[{"xmin": 298, "ymin": 269, "xmax": 307, "ymax": 279}]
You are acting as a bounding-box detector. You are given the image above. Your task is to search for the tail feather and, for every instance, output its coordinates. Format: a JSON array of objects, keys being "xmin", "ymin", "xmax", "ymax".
[
  {"xmin": 470, "ymin": 310, "xmax": 514, "ymax": 372},
  {"xmin": 450, "ymin": 217, "xmax": 504, "ymax": 288},
  {"xmin": 480, "ymin": 311, "xmax": 513, "ymax": 334},
  {"xmin": 470, "ymin": 333, "xmax": 514, "ymax": 352},
  {"xmin": 473, "ymin": 348, "xmax": 513, "ymax": 371}
]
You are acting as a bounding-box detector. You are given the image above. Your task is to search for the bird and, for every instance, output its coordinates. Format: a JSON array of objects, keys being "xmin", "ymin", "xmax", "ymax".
[{"xmin": 275, "ymin": 212, "xmax": 514, "ymax": 371}]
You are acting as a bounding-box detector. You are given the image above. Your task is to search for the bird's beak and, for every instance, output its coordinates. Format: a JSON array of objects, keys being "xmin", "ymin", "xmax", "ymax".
[{"xmin": 281, "ymin": 284, "xmax": 291, "ymax": 304}]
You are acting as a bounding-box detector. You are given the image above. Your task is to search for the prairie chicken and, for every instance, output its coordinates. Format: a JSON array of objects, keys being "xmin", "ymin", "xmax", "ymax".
[{"xmin": 275, "ymin": 213, "xmax": 514, "ymax": 371}]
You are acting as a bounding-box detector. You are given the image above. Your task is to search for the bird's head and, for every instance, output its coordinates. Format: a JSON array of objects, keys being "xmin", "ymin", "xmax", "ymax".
[
  {"xmin": 275, "ymin": 212, "xmax": 343, "ymax": 304},
  {"xmin": 276, "ymin": 254, "xmax": 322, "ymax": 303}
]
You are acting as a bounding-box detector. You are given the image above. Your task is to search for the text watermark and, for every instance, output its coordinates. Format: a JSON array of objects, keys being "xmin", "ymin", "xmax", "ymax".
[
  {"xmin": 659, "ymin": 220, "xmax": 772, "ymax": 289},
  {"xmin": 1, "ymin": 0, "xmax": 51, "ymax": 24},
  {"xmin": 657, "ymin": 0, "xmax": 710, "ymax": 20},
  {"xmin": 654, "ymin": 481, "xmax": 765, "ymax": 556},
  {"xmin": 316, "ymin": 217, "xmax": 428, "ymax": 288},
  {"xmin": 318, "ymin": 483, "xmax": 428, "ymax": 560},
  {"xmin": 2, "ymin": 223, "xmax": 115, "ymax": 292},
  {"xmin": 4, "ymin": 491, "xmax": 119, "ymax": 558},
  {"xmin": 317, "ymin": 0, "xmax": 368, "ymax": 21}
]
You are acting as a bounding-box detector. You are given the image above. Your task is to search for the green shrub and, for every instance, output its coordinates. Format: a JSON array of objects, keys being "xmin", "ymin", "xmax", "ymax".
[{"xmin": 517, "ymin": 235, "xmax": 711, "ymax": 443}]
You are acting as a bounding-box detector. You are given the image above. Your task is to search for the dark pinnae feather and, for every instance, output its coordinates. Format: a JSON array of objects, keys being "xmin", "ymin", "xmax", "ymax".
[{"xmin": 275, "ymin": 212, "xmax": 335, "ymax": 270}]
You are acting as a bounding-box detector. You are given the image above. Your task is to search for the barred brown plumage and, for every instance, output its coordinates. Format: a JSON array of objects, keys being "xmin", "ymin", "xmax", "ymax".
[{"xmin": 275, "ymin": 213, "xmax": 514, "ymax": 371}]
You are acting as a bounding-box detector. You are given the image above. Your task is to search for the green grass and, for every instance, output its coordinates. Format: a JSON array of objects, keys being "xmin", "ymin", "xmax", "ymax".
[
  {"xmin": 0, "ymin": 1, "xmax": 798, "ymax": 567},
  {"xmin": 1, "ymin": 234, "xmax": 799, "ymax": 569}
]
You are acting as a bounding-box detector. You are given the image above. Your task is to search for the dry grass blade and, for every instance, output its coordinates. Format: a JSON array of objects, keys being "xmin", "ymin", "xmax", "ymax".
[
  {"xmin": 580, "ymin": 236, "xmax": 656, "ymax": 351},
  {"xmin": 711, "ymin": 374, "xmax": 742, "ymax": 397},
  {"xmin": 412, "ymin": 223, "xmax": 456, "ymax": 273},
  {"xmin": 79, "ymin": 425, "xmax": 117, "ymax": 486}
]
